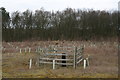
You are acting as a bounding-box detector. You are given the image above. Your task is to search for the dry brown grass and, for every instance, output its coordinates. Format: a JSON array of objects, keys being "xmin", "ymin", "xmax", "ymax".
[{"xmin": 2, "ymin": 41, "xmax": 118, "ymax": 78}]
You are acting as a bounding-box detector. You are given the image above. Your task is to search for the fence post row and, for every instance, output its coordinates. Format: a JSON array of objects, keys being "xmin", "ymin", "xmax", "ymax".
[{"xmin": 19, "ymin": 48, "xmax": 31, "ymax": 53}]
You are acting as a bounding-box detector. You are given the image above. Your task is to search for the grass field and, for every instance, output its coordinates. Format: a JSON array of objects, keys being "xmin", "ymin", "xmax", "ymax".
[{"xmin": 2, "ymin": 41, "xmax": 118, "ymax": 78}]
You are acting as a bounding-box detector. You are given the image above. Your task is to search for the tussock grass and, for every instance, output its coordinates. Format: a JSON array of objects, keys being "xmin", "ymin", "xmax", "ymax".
[{"xmin": 2, "ymin": 41, "xmax": 118, "ymax": 78}]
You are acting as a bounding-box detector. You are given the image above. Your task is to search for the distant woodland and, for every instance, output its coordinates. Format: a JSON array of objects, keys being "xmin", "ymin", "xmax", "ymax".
[{"xmin": 1, "ymin": 7, "xmax": 118, "ymax": 42}]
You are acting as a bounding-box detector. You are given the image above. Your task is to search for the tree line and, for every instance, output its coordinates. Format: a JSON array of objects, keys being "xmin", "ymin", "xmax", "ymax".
[{"xmin": 1, "ymin": 7, "xmax": 118, "ymax": 42}]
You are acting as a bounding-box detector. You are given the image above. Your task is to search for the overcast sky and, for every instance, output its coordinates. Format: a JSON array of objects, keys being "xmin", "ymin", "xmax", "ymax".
[{"xmin": 0, "ymin": 0, "xmax": 119, "ymax": 13}]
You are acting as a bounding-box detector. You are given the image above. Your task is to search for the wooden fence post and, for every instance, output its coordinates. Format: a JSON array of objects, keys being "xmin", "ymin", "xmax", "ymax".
[
  {"xmin": 20, "ymin": 48, "xmax": 22, "ymax": 53},
  {"xmin": 83, "ymin": 59, "xmax": 86, "ymax": 69},
  {"xmin": 73, "ymin": 46, "xmax": 77, "ymax": 69},
  {"xmin": 86, "ymin": 57, "xmax": 89, "ymax": 66},
  {"xmin": 53, "ymin": 59, "xmax": 55, "ymax": 69},
  {"xmin": 29, "ymin": 48, "xmax": 31, "ymax": 53},
  {"xmin": 29, "ymin": 59, "xmax": 32, "ymax": 69}
]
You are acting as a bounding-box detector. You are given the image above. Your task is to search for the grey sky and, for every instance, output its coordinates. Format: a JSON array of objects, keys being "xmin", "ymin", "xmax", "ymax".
[{"xmin": 0, "ymin": 0, "xmax": 119, "ymax": 13}]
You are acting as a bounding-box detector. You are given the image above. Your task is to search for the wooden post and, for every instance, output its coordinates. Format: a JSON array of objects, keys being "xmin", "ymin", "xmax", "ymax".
[
  {"xmin": 53, "ymin": 59, "xmax": 55, "ymax": 69},
  {"xmin": 86, "ymin": 57, "xmax": 89, "ymax": 66},
  {"xmin": 20, "ymin": 48, "xmax": 22, "ymax": 53},
  {"xmin": 73, "ymin": 46, "xmax": 77, "ymax": 69},
  {"xmin": 29, "ymin": 48, "xmax": 31, "ymax": 53},
  {"xmin": 29, "ymin": 59, "xmax": 32, "ymax": 69},
  {"xmin": 84, "ymin": 59, "xmax": 86, "ymax": 69}
]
